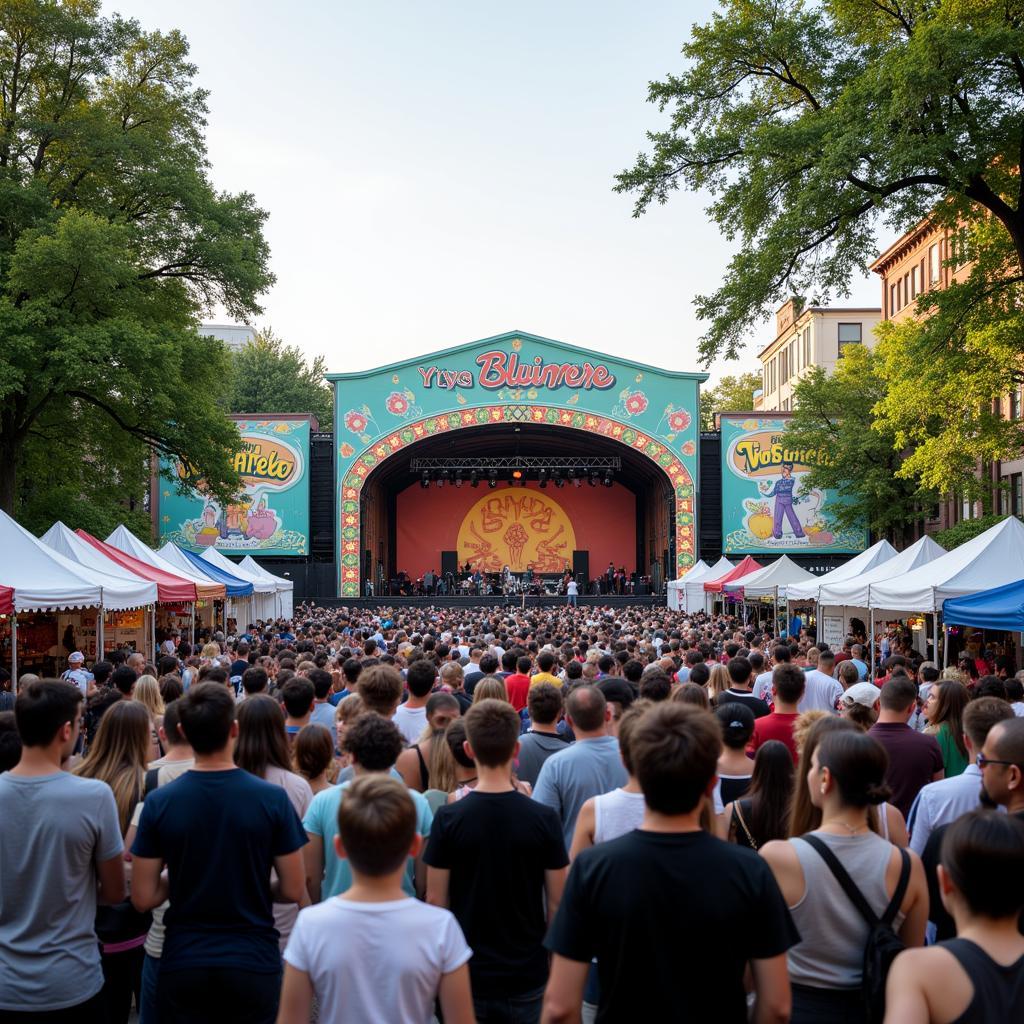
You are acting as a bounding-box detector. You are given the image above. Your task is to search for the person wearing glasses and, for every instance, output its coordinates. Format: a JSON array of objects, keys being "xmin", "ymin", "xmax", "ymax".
[{"xmin": 918, "ymin": 715, "xmax": 1024, "ymax": 943}]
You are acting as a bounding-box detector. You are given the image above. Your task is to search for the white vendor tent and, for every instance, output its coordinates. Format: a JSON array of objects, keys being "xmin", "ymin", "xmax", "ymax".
[
  {"xmin": 200, "ymin": 548, "xmax": 280, "ymax": 621},
  {"xmin": 239, "ymin": 556, "xmax": 294, "ymax": 619},
  {"xmin": 667, "ymin": 560, "xmax": 708, "ymax": 611},
  {"xmin": 723, "ymin": 555, "xmax": 817, "ymax": 600},
  {"xmin": 868, "ymin": 516, "xmax": 1024, "ymax": 612},
  {"xmin": 816, "ymin": 535, "xmax": 947, "ymax": 609},
  {"xmin": 1, "ymin": 510, "xmax": 102, "ymax": 612},
  {"xmin": 105, "ymin": 525, "xmax": 223, "ymax": 598},
  {"xmin": 40, "ymin": 522, "xmax": 158, "ymax": 610},
  {"xmin": 682, "ymin": 557, "xmax": 734, "ymax": 614},
  {"xmin": 786, "ymin": 539, "xmax": 899, "ymax": 603}
]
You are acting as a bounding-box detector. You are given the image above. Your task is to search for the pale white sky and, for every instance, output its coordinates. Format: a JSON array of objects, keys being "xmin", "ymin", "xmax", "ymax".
[{"xmin": 106, "ymin": 0, "xmax": 881, "ymax": 385}]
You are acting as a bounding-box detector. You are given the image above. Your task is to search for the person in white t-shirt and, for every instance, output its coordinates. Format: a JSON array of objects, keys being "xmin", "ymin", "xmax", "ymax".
[
  {"xmin": 393, "ymin": 660, "xmax": 435, "ymax": 747},
  {"xmin": 799, "ymin": 650, "xmax": 843, "ymax": 714},
  {"xmin": 279, "ymin": 775, "xmax": 474, "ymax": 1024},
  {"xmin": 753, "ymin": 644, "xmax": 791, "ymax": 702}
]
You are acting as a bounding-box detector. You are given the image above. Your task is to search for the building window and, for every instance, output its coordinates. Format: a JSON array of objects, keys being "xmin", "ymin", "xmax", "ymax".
[
  {"xmin": 803, "ymin": 327, "xmax": 811, "ymax": 365},
  {"xmin": 1010, "ymin": 388, "xmax": 1021, "ymax": 420},
  {"xmin": 911, "ymin": 265, "xmax": 919, "ymax": 299},
  {"xmin": 961, "ymin": 495, "xmax": 973, "ymax": 522},
  {"xmin": 929, "ymin": 242, "xmax": 940, "ymax": 284},
  {"xmin": 1015, "ymin": 475, "xmax": 1024, "ymax": 517},
  {"xmin": 837, "ymin": 322, "xmax": 862, "ymax": 355},
  {"xmin": 780, "ymin": 348, "xmax": 788, "ymax": 382}
]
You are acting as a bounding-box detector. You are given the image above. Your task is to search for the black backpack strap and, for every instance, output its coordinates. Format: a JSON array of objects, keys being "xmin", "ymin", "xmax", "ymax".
[
  {"xmin": 801, "ymin": 833, "xmax": 880, "ymax": 926},
  {"xmin": 143, "ymin": 767, "xmax": 161, "ymax": 797},
  {"xmin": 880, "ymin": 848, "xmax": 911, "ymax": 927}
]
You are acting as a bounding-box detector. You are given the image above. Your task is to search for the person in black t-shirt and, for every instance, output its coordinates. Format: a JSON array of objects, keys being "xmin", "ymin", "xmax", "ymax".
[
  {"xmin": 425, "ymin": 699, "xmax": 568, "ymax": 1022},
  {"xmin": 715, "ymin": 656, "xmax": 770, "ymax": 718},
  {"xmin": 131, "ymin": 683, "xmax": 307, "ymax": 1024},
  {"xmin": 542, "ymin": 702, "xmax": 798, "ymax": 1024}
]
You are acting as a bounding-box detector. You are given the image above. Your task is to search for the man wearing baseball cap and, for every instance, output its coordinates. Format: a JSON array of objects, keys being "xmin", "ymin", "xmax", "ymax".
[{"xmin": 60, "ymin": 652, "xmax": 92, "ymax": 698}]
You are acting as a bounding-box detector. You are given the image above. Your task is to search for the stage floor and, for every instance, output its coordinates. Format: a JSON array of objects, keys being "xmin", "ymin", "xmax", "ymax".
[{"xmin": 319, "ymin": 595, "xmax": 666, "ymax": 610}]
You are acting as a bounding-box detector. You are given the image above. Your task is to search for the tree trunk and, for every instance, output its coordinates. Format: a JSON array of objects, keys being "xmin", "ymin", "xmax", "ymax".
[{"xmin": 0, "ymin": 439, "xmax": 18, "ymax": 516}]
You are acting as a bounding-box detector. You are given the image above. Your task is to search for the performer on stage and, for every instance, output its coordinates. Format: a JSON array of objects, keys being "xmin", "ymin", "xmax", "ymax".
[{"xmin": 605, "ymin": 562, "xmax": 615, "ymax": 594}]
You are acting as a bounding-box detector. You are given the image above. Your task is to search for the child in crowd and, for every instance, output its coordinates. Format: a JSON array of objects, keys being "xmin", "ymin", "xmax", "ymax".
[{"xmin": 278, "ymin": 775, "xmax": 474, "ymax": 1024}]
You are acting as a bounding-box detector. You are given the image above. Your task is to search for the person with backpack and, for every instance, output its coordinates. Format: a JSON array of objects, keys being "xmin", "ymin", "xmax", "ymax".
[{"xmin": 760, "ymin": 729, "xmax": 928, "ymax": 1022}]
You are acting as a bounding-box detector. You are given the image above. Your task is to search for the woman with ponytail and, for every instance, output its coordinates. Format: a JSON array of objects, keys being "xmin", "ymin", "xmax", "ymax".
[{"xmin": 760, "ymin": 729, "xmax": 928, "ymax": 1023}]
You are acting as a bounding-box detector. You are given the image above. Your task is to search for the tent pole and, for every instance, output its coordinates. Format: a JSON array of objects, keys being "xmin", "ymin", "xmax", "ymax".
[
  {"xmin": 190, "ymin": 603, "xmax": 196, "ymax": 649},
  {"xmin": 933, "ymin": 613, "xmax": 939, "ymax": 667},
  {"xmin": 10, "ymin": 611, "xmax": 16, "ymax": 683},
  {"xmin": 150, "ymin": 607, "xmax": 156, "ymax": 664},
  {"xmin": 97, "ymin": 608, "xmax": 105, "ymax": 660},
  {"xmin": 869, "ymin": 606, "xmax": 875, "ymax": 679},
  {"xmin": 942, "ymin": 614, "xmax": 949, "ymax": 669}
]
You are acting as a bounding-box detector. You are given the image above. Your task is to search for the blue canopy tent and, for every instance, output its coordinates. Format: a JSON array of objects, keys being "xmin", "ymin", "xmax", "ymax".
[
  {"xmin": 943, "ymin": 578, "xmax": 1024, "ymax": 632},
  {"xmin": 171, "ymin": 546, "xmax": 254, "ymax": 597},
  {"xmin": 157, "ymin": 542, "xmax": 255, "ymax": 636}
]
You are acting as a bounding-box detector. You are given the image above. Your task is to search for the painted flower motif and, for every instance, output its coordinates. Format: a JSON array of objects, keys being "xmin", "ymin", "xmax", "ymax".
[
  {"xmin": 386, "ymin": 391, "xmax": 410, "ymax": 416},
  {"xmin": 624, "ymin": 391, "xmax": 648, "ymax": 415},
  {"xmin": 668, "ymin": 409, "xmax": 691, "ymax": 432},
  {"xmin": 344, "ymin": 410, "xmax": 367, "ymax": 434},
  {"xmin": 681, "ymin": 440, "xmax": 696, "ymax": 456},
  {"xmin": 339, "ymin": 442, "xmax": 354, "ymax": 458}
]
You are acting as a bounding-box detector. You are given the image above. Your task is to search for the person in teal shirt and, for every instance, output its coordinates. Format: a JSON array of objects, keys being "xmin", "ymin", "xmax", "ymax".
[{"xmin": 303, "ymin": 712, "xmax": 432, "ymax": 900}]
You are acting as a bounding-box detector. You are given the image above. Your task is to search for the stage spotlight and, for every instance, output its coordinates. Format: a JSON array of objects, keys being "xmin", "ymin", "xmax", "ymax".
[
  {"xmin": 420, "ymin": 471, "xmax": 430, "ymax": 489},
  {"xmin": 488, "ymin": 468, "xmax": 498, "ymax": 489},
  {"xmin": 538, "ymin": 469, "xmax": 548, "ymax": 488},
  {"xmin": 435, "ymin": 478, "xmax": 444, "ymax": 488},
  {"xmin": 470, "ymin": 470, "xmax": 479, "ymax": 488},
  {"xmin": 554, "ymin": 474, "xmax": 565, "ymax": 488},
  {"xmin": 588, "ymin": 470, "xmax": 598, "ymax": 487},
  {"xmin": 603, "ymin": 472, "xmax": 613, "ymax": 487},
  {"xmin": 573, "ymin": 476, "xmax": 582, "ymax": 488},
  {"xmin": 512, "ymin": 469, "xmax": 523, "ymax": 480},
  {"xmin": 454, "ymin": 470, "xmax": 463, "ymax": 488}
]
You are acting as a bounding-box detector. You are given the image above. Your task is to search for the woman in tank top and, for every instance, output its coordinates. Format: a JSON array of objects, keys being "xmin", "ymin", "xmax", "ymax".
[
  {"xmin": 569, "ymin": 706, "xmax": 647, "ymax": 858},
  {"xmin": 761, "ymin": 729, "xmax": 928, "ymax": 1023},
  {"xmin": 885, "ymin": 811, "xmax": 1024, "ymax": 1024}
]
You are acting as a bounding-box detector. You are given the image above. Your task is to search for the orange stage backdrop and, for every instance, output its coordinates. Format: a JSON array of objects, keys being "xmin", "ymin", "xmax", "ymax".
[{"xmin": 396, "ymin": 482, "xmax": 636, "ymax": 579}]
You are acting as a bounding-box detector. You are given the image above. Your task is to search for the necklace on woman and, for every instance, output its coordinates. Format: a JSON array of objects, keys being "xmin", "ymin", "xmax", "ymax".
[{"xmin": 823, "ymin": 818, "xmax": 869, "ymax": 834}]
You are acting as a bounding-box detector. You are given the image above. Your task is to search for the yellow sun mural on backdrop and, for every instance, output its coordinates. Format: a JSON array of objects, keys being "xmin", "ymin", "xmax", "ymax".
[{"xmin": 456, "ymin": 491, "xmax": 577, "ymax": 573}]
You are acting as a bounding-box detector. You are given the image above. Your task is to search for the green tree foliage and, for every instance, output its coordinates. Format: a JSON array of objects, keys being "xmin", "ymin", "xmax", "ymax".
[
  {"xmin": 874, "ymin": 221, "xmax": 1024, "ymax": 500},
  {"xmin": 785, "ymin": 345, "xmax": 937, "ymax": 535},
  {"xmin": 0, "ymin": 1, "xmax": 274, "ymax": 519},
  {"xmin": 616, "ymin": 0, "xmax": 1024, "ymax": 367},
  {"xmin": 935, "ymin": 513, "xmax": 1011, "ymax": 551},
  {"xmin": 228, "ymin": 330, "xmax": 333, "ymax": 428},
  {"xmin": 700, "ymin": 371, "xmax": 761, "ymax": 431}
]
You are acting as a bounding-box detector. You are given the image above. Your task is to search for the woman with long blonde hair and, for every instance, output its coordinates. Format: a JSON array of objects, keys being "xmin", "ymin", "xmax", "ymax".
[
  {"xmin": 74, "ymin": 700, "xmax": 150, "ymax": 834},
  {"xmin": 132, "ymin": 674, "xmax": 165, "ymax": 761},
  {"xmin": 472, "ymin": 677, "xmax": 509, "ymax": 703},
  {"xmin": 707, "ymin": 663, "xmax": 731, "ymax": 705},
  {"xmin": 73, "ymin": 700, "xmax": 151, "ymax": 1023}
]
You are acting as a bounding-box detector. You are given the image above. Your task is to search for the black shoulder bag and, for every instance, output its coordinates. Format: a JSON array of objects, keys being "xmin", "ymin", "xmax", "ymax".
[{"xmin": 801, "ymin": 834, "xmax": 910, "ymax": 1024}]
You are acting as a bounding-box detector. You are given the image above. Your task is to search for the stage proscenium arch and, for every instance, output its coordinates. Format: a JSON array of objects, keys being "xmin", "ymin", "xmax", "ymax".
[{"xmin": 327, "ymin": 331, "xmax": 706, "ymax": 598}]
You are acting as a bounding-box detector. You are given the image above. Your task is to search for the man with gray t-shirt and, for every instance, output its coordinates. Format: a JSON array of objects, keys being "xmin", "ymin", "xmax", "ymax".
[
  {"xmin": 0, "ymin": 680, "xmax": 125, "ymax": 1019},
  {"xmin": 533, "ymin": 686, "xmax": 627, "ymax": 848}
]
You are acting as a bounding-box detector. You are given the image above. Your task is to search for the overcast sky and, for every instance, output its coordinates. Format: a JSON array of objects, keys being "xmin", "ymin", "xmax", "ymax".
[{"xmin": 106, "ymin": 0, "xmax": 882, "ymax": 385}]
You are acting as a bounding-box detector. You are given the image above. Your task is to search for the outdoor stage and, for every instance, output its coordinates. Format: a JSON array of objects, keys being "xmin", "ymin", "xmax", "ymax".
[
  {"xmin": 327, "ymin": 331, "xmax": 705, "ymax": 601},
  {"xmin": 321, "ymin": 595, "xmax": 667, "ymax": 610}
]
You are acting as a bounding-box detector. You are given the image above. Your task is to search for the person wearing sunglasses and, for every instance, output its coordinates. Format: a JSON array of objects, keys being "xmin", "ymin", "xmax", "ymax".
[{"xmin": 977, "ymin": 717, "xmax": 1024, "ymax": 819}]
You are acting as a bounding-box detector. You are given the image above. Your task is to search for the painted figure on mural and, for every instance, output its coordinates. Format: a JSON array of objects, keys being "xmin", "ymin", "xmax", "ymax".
[{"xmin": 759, "ymin": 462, "xmax": 806, "ymax": 540}]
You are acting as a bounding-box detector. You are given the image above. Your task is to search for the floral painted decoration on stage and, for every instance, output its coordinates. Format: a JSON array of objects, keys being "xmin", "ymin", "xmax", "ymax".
[{"xmin": 329, "ymin": 331, "xmax": 706, "ymax": 596}]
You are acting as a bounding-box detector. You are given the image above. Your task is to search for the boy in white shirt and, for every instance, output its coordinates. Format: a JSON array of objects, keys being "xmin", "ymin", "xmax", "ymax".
[{"xmin": 278, "ymin": 775, "xmax": 474, "ymax": 1024}]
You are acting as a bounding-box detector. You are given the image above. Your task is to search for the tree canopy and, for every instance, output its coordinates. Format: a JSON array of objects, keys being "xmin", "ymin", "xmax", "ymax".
[
  {"xmin": 700, "ymin": 371, "xmax": 761, "ymax": 431},
  {"xmin": 617, "ymin": 0, "xmax": 1024, "ymax": 365},
  {"xmin": 0, "ymin": 1, "xmax": 273, "ymax": 519},
  {"xmin": 785, "ymin": 344, "xmax": 937, "ymax": 537},
  {"xmin": 228, "ymin": 330, "xmax": 333, "ymax": 429}
]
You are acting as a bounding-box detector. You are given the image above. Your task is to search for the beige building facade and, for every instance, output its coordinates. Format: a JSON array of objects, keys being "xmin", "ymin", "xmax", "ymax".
[
  {"xmin": 754, "ymin": 300, "xmax": 882, "ymax": 412},
  {"xmin": 870, "ymin": 219, "xmax": 1024, "ymax": 531}
]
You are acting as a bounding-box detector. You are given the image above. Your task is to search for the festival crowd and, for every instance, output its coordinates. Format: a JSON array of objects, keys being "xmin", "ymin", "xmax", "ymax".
[{"xmin": 1, "ymin": 602, "xmax": 1023, "ymax": 1024}]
